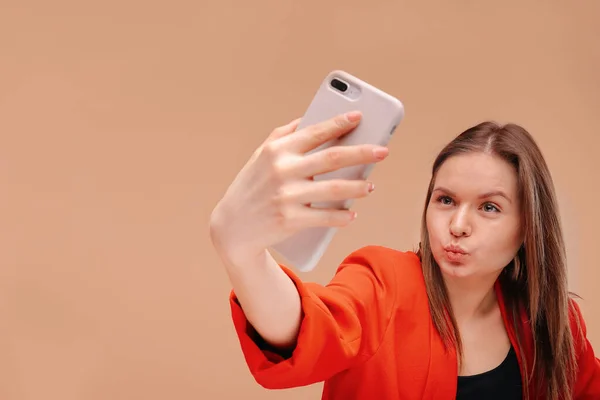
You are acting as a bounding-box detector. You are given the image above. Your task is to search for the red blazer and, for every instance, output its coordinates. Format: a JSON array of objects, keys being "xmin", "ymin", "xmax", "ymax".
[{"xmin": 229, "ymin": 245, "xmax": 600, "ymax": 399}]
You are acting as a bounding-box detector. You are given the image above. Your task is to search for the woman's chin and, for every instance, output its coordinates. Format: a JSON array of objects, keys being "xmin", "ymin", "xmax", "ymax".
[{"xmin": 438, "ymin": 259, "xmax": 473, "ymax": 279}]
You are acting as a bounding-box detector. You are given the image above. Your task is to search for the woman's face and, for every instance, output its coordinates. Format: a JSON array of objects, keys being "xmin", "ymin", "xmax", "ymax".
[{"xmin": 426, "ymin": 152, "xmax": 523, "ymax": 281}]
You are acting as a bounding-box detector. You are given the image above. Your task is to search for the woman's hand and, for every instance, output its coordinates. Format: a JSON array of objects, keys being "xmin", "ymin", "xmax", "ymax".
[{"xmin": 210, "ymin": 111, "xmax": 389, "ymax": 265}]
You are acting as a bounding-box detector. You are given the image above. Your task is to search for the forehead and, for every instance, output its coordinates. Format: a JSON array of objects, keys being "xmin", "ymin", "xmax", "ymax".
[{"xmin": 434, "ymin": 153, "xmax": 518, "ymax": 195}]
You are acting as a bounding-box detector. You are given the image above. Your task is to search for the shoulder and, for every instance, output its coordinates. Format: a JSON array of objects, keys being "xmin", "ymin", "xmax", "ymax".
[
  {"xmin": 568, "ymin": 296, "xmax": 600, "ymax": 397},
  {"xmin": 334, "ymin": 245, "xmax": 428, "ymax": 300},
  {"xmin": 338, "ymin": 244, "xmax": 422, "ymax": 277},
  {"xmin": 568, "ymin": 296, "xmax": 588, "ymax": 347}
]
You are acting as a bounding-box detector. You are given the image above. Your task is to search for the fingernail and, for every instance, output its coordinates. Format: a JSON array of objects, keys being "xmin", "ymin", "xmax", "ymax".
[
  {"xmin": 373, "ymin": 147, "xmax": 389, "ymax": 159},
  {"xmin": 345, "ymin": 111, "xmax": 362, "ymax": 122},
  {"xmin": 368, "ymin": 182, "xmax": 375, "ymax": 193}
]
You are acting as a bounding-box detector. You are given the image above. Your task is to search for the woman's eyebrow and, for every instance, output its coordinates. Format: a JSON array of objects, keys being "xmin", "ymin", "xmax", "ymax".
[{"xmin": 432, "ymin": 186, "xmax": 512, "ymax": 204}]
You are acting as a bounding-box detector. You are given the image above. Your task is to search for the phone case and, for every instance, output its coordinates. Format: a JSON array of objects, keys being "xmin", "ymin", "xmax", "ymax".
[{"xmin": 269, "ymin": 70, "xmax": 405, "ymax": 272}]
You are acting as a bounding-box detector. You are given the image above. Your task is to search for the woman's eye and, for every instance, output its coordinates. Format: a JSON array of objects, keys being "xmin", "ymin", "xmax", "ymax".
[
  {"xmin": 437, "ymin": 195, "xmax": 453, "ymax": 205},
  {"xmin": 483, "ymin": 203, "xmax": 500, "ymax": 212}
]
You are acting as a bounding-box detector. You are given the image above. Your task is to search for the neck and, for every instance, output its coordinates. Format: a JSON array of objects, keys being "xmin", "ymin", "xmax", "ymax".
[{"xmin": 443, "ymin": 273, "xmax": 501, "ymax": 323}]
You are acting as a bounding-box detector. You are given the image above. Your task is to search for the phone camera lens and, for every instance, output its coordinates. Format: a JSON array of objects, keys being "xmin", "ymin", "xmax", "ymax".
[{"xmin": 331, "ymin": 78, "xmax": 348, "ymax": 92}]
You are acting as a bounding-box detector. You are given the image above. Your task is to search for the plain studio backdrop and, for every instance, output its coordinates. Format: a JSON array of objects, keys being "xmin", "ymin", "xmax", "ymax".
[{"xmin": 0, "ymin": 1, "xmax": 598, "ymax": 399}]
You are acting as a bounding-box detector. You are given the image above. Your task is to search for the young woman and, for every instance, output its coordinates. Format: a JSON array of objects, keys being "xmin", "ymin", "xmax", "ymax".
[{"xmin": 209, "ymin": 112, "xmax": 600, "ymax": 399}]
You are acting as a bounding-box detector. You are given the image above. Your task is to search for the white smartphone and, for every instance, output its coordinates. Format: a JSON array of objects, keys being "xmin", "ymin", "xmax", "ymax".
[{"xmin": 268, "ymin": 70, "xmax": 405, "ymax": 272}]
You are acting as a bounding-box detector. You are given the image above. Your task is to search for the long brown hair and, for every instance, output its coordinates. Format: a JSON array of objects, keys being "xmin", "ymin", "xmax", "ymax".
[{"xmin": 417, "ymin": 121, "xmax": 581, "ymax": 400}]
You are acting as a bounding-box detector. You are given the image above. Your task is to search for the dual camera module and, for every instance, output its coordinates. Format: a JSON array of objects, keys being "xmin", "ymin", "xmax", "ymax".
[
  {"xmin": 329, "ymin": 76, "xmax": 360, "ymax": 101},
  {"xmin": 330, "ymin": 78, "xmax": 348, "ymax": 93}
]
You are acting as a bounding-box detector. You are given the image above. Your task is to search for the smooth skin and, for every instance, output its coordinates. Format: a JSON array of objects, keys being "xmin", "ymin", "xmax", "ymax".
[{"xmin": 210, "ymin": 111, "xmax": 389, "ymax": 349}]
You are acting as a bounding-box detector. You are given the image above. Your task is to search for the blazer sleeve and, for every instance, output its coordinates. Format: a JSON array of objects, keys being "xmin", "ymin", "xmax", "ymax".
[
  {"xmin": 228, "ymin": 245, "xmax": 403, "ymax": 389},
  {"xmin": 570, "ymin": 299, "xmax": 600, "ymax": 399}
]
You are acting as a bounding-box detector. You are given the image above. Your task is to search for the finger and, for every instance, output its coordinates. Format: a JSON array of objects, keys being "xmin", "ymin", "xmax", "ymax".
[
  {"xmin": 292, "ymin": 144, "xmax": 389, "ymax": 178},
  {"xmin": 285, "ymin": 179, "xmax": 375, "ymax": 204},
  {"xmin": 265, "ymin": 117, "xmax": 302, "ymax": 143},
  {"xmin": 280, "ymin": 111, "xmax": 362, "ymax": 153},
  {"xmin": 288, "ymin": 205, "xmax": 358, "ymax": 230}
]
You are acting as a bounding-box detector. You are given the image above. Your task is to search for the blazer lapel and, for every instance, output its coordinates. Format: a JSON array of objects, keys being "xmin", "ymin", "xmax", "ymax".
[{"xmin": 420, "ymin": 315, "xmax": 458, "ymax": 399}]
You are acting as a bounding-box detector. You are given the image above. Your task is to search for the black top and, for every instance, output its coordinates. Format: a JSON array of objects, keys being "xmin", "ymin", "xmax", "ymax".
[{"xmin": 456, "ymin": 345, "xmax": 523, "ymax": 400}]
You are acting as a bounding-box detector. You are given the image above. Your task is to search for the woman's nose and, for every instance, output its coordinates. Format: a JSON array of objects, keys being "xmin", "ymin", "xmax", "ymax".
[{"xmin": 450, "ymin": 208, "xmax": 471, "ymax": 237}]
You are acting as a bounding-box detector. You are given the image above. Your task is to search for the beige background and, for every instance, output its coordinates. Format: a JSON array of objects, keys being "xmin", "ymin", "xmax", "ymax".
[{"xmin": 1, "ymin": 1, "xmax": 598, "ymax": 399}]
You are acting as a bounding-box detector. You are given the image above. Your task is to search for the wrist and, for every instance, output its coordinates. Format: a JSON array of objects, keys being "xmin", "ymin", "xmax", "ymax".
[{"xmin": 210, "ymin": 220, "xmax": 259, "ymax": 268}]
